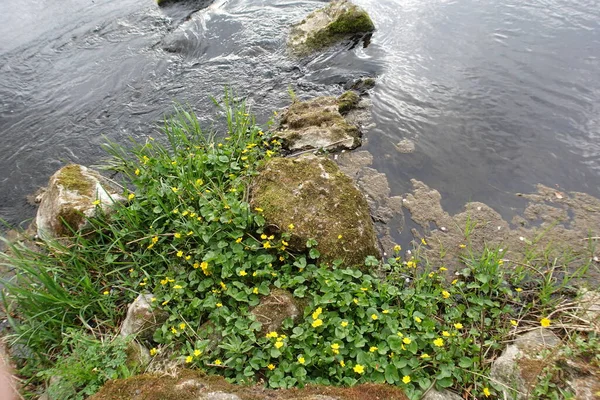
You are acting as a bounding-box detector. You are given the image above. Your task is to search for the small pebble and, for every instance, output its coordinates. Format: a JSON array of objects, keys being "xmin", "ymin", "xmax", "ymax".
[{"xmin": 440, "ymin": 226, "xmax": 447, "ymax": 232}]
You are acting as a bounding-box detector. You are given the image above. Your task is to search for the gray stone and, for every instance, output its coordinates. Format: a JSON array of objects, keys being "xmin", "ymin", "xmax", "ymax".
[
  {"xmin": 578, "ymin": 289, "xmax": 600, "ymax": 323},
  {"xmin": 276, "ymin": 95, "xmax": 361, "ymax": 153},
  {"xmin": 491, "ymin": 329, "xmax": 561, "ymax": 400},
  {"xmin": 422, "ymin": 389, "xmax": 463, "ymax": 400},
  {"xmin": 251, "ymin": 289, "xmax": 301, "ymax": 335},
  {"xmin": 120, "ymin": 294, "xmax": 167, "ymax": 341},
  {"xmin": 199, "ymin": 392, "xmax": 241, "ymax": 400},
  {"xmin": 36, "ymin": 164, "xmax": 125, "ymax": 240}
]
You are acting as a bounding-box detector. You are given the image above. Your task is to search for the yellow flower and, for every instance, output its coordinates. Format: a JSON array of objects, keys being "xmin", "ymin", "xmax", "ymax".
[
  {"xmin": 369, "ymin": 346, "xmax": 378, "ymax": 353},
  {"xmin": 255, "ymin": 207, "xmax": 264, "ymax": 213},
  {"xmin": 371, "ymin": 314, "xmax": 378, "ymax": 320},
  {"xmin": 176, "ymin": 250, "xmax": 183, "ymax": 257},
  {"xmin": 353, "ymin": 364, "xmax": 365, "ymax": 374},
  {"xmin": 195, "ymin": 178, "xmax": 203, "ymax": 186},
  {"xmin": 421, "ymin": 238, "xmax": 427, "ymax": 245},
  {"xmin": 442, "ymin": 331, "xmax": 450, "ymax": 337},
  {"xmin": 216, "ymin": 303, "xmax": 223, "ymax": 308},
  {"xmin": 274, "ymin": 341, "xmax": 284, "ymax": 349},
  {"xmin": 414, "ymin": 316, "xmax": 422, "ymax": 323},
  {"xmin": 338, "ymin": 235, "xmax": 343, "ymax": 239},
  {"xmin": 171, "ymin": 160, "xmax": 177, "ymax": 165},
  {"xmin": 312, "ymin": 319, "xmax": 323, "ymax": 328},
  {"xmin": 173, "ymin": 285, "xmax": 182, "ymax": 289},
  {"xmin": 353, "ymin": 298, "xmax": 358, "ymax": 304},
  {"xmin": 162, "ymin": 300, "xmax": 169, "ymax": 306},
  {"xmin": 171, "ymin": 327, "xmax": 178, "ymax": 334},
  {"xmin": 312, "ymin": 307, "xmax": 323, "ymax": 320},
  {"xmin": 406, "ymin": 260, "xmax": 416, "ymax": 268},
  {"xmin": 142, "ymin": 155, "xmax": 150, "ymax": 164},
  {"xmin": 341, "ymin": 321, "xmax": 348, "ymax": 327},
  {"xmin": 267, "ymin": 364, "xmax": 275, "ymax": 370},
  {"xmin": 433, "ymin": 338, "xmax": 444, "ymax": 347},
  {"xmin": 194, "ymin": 349, "xmax": 202, "ymax": 357},
  {"xmin": 483, "ymin": 387, "xmax": 491, "ymax": 397},
  {"xmin": 185, "ymin": 356, "xmax": 193, "ymax": 363},
  {"xmin": 172, "ymin": 208, "xmax": 179, "ymax": 214},
  {"xmin": 185, "ymin": 255, "xmax": 191, "ymax": 260},
  {"xmin": 92, "ymin": 199, "xmax": 101, "ymax": 206},
  {"xmin": 298, "ymin": 357, "xmax": 305, "ymax": 364},
  {"xmin": 288, "ymin": 223, "xmax": 294, "ymax": 230},
  {"xmin": 361, "ymin": 287, "xmax": 368, "ymax": 292},
  {"xmin": 396, "ymin": 332, "xmax": 403, "ymax": 337},
  {"xmin": 179, "ymin": 323, "xmax": 186, "ymax": 330},
  {"xmin": 263, "ymin": 241, "xmax": 271, "ymax": 249},
  {"xmin": 150, "ymin": 348, "xmax": 157, "ymax": 356},
  {"xmin": 451, "ymin": 279, "xmax": 459, "ymax": 285},
  {"xmin": 268, "ymin": 235, "xmax": 274, "ymax": 240},
  {"xmin": 331, "ymin": 343, "xmax": 340, "ymax": 350},
  {"xmin": 454, "ymin": 323, "xmax": 463, "ymax": 329},
  {"xmin": 394, "ymin": 244, "xmax": 401, "ymax": 252},
  {"xmin": 459, "ymin": 244, "xmax": 466, "ymax": 248},
  {"xmin": 516, "ymin": 288, "xmax": 523, "ymax": 292},
  {"xmin": 171, "ymin": 187, "xmax": 179, "ymax": 193},
  {"xmin": 174, "ymin": 233, "xmax": 181, "ymax": 239},
  {"xmin": 236, "ymin": 237, "xmax": 242, "ymax": 243},
  {"xmin": 382, "ymin": 310, "xmax": 389, "ymax": 314},
  {"xmin": 420, "ymin": 353, "xmax": 430, "ymax": 359},
  {"xmin": 134, "ymin": 168, "xmax": 140, "ymax": 176},
  {"xmin": 340, "ymin": 360, "xmax": 345, "ymax": 367},
  {"xmin": 439, "ymin": 267, "xmax": 448, "ymax": 271},
  {"xmin": 266, "ymin": 331, "xmax": 278, "ymax": 338},
  {"xmin": 128, "ymin": 193, "xmax": 135, "ymax": 200},
  {"xmin": 510, "ymin": 320, "xmax": 518, "ymax": 327},
  {"xmin": 402, "ymin": 375, "xmax": 411, "ymax": 384},
  {"xmin": 403, "ymin": 337, "xmax": 411, "ymax": 345},
  {"xmin": 103, "ymin": 290, "xmax": 109, "ymax": 295},
  {"xmin": 214, "ymin": 359, "xmax": 222, "ymax": 365},
  {"xmin": 239, "ymin": 270, "xmax": 247, "ymax": 276},
  {"xmin": 220, "ymin": 281, "xmax": 227, "ymax": 290},
  {"xmin": 540, "ymin": 318, "xmax": 551, "ymax": 327},
  {"xmin": 253, "ymin": 287, "xmax": 259, "ymax": 294}
]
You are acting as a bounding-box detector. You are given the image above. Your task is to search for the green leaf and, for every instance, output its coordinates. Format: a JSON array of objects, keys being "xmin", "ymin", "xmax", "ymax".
[{"xmin": 384, "ymin": 364, "xmax": 399, "ymax": 384}]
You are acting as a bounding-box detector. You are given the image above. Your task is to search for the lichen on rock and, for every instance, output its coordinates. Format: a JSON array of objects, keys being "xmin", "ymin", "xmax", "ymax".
[
  {"xmin": 35, "ymin": 164, "xmax": 125, "ymax": 240},
  {"xmin": 288, "ymin": 0, "xmax": 375, "ymax": 55},
  {"xmin": 250, "ymin": 155, "xmax": 379, "ymax": 268},
  {"xmin": 275, "ymin": 93, "xmax": 364, "ymax": 153},
  {"xmin": 250, "ymin": 289, "xmax": 304, "ymax": 335}
]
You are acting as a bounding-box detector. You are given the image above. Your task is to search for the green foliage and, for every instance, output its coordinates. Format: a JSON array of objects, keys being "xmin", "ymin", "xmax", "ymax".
[
  {"xmin": 39, "ymin": 331, "xmax": 137, "ymax": 400},
  {"xmin": 0, "ymin": 96, "xmax": 590, "ymax": 400}
]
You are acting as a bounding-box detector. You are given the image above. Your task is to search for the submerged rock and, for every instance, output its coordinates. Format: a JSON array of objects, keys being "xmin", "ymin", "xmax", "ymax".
[
  {"xmin": 36, "ymin": 164, "xmax": 125, "ymax": 240},
  {"xmin": 288, "ymin": 0, "xmax": 375, "ymax": 55},
  {"xmin": 276, "ymin": 92, "xmax": 363, "ymax": 153},
  {"xmin": 250, "ymin": 155, "xmax": 379, "ymax": 267}
]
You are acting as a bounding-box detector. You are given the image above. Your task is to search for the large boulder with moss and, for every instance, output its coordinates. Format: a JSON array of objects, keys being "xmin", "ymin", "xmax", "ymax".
[
  {"xmin": 288, "ymin": 0, "xmax": 375, "ymax": 55},
  {"xmin": 90, "ymin": 370, "xmax": 409, "ymax": 400},
  {"xmin": 250, "ymin": 155, "xmax": 379, "ymax": 267},
  {"xmin": 36, "ymin": 164, "xmax": 125, "ymax": 240},
  {"xmin": 276, "ymin": 92, "xmax": 362, "ymax": 153}
]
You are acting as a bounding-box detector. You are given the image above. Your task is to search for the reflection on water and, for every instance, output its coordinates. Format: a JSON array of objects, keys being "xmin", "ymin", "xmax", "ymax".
[{"xmin": 1, "ymin": 0, "xmax": 600, "ymax": 240}]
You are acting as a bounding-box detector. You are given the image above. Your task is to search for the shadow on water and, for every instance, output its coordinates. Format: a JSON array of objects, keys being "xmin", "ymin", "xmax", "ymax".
[{"xmin": 1, "ymin": 0, "xmax": 600, "ymax": 245}]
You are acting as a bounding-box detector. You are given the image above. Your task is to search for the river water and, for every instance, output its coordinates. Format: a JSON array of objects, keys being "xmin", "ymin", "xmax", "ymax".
[{"xmin": 1, "ymin": 0, "xmax": 600, "ymax": 241}]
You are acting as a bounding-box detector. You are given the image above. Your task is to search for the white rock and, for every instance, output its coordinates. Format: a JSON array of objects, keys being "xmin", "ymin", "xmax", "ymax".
[
  {"xmin": 120, "ymin": 294, "xmax": 166, "ymax": 340},
  {"xmin": 36, "ymin": 164, "xmax": 125, "ymax": 240}
]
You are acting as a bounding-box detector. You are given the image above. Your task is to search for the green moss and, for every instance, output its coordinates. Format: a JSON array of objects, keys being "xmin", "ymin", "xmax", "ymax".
[
  {"xmin": 57, "ymin": 164, "xmax": 94, "ymax": 196},
  {"xmin": 303, "ymin": 3, "xmax": 374, "ymax": 53},
  {"xmin": 250, "ymin": 157, "xmax": 379, "ymax": 268},
  {"xmin": 337, "ymin": 91, "xmax": 360, "ymax": 114},
  {"xmin": 56, "ymin": 207, "xmax": 84, "ymax": 237}
]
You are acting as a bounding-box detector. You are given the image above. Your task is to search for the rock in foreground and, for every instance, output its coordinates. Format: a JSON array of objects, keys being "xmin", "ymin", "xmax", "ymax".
[
  {"xmin": 288, "ymin": 0, "xmax": 375, "ymax": 55},
  {"xmin": 90, "ymin": 370, "xmax": 409, "ymax": 400},
  {"xmin": 250, "ymin": 156, "xmax": 379, "ymax": 267},
  {"xmin": 36, "ymin": 164, "xmax": 125, "ymax": 240}
]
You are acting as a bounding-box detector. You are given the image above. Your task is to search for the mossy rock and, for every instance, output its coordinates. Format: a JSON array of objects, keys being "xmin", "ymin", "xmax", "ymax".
[
  {"xmin": 90, "ymin": 369, "xmax": 409, "ymax": 400},
  {"xmin": 36, "ymin": 164, "xmax": 125, "ymax": 240},
  {"xmin": 276, "ymin": 94, "xmax": 362, "ymax": 153},
  {"xmin": 288, "ymin": 0, "xmax": 375, "ymax": 55},
  {"xmin": 250, "ymin": 156, "xmax": 379, "ymax": 268},
  {"xmin": 250, "ymin": 289, "xmax": 305, "ymax": 335}
]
